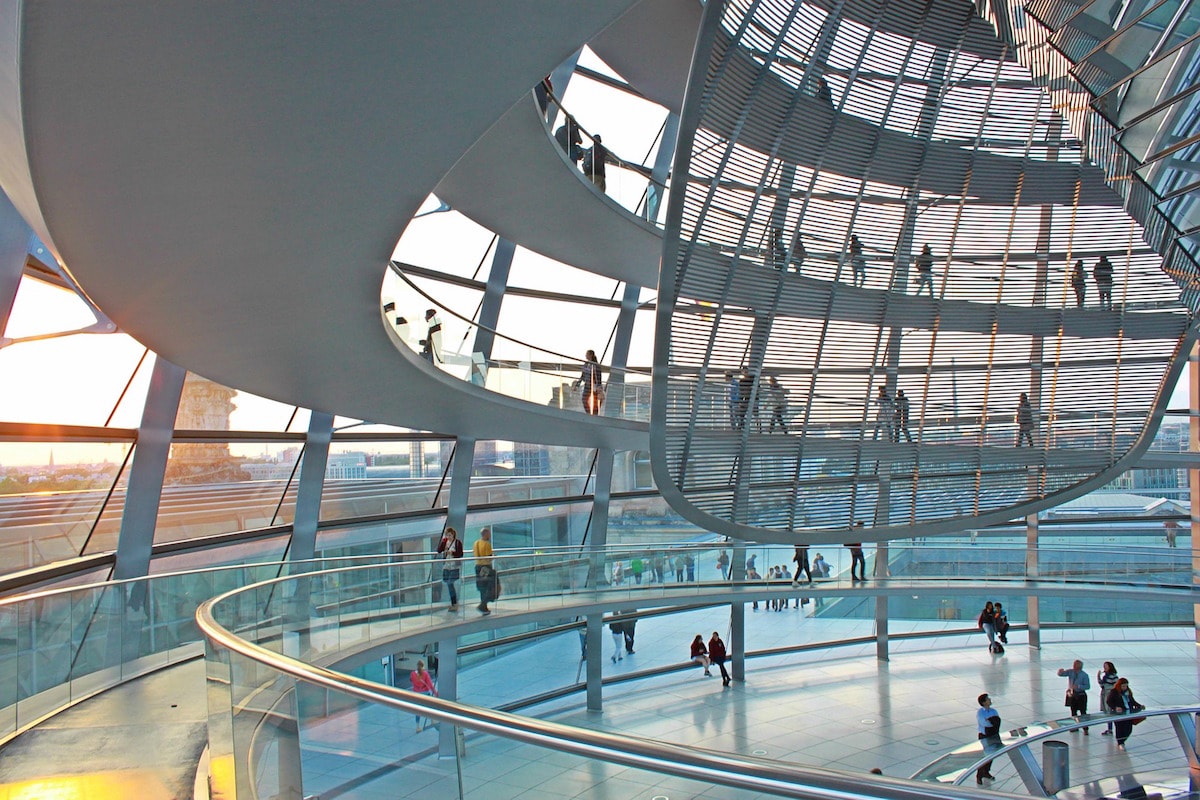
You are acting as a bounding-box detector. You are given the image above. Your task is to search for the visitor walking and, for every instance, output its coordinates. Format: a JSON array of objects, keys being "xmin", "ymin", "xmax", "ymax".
[
  {"xmin": 1015, "ymin": 393, "xmax": 1035, "ymax": 447},
  {"xmin": 1071, "ymin": 259, "xmax": 1086, "ymax": 307},
  {"xmin": 872, "ymin": 387, "xmax": 895, "ymax": 441},
  {"xmin": 1097, "ymin": 661, "xmax": 1119, "ymax": 736},
  {"xmin": 792, "ymin": 544, "xmax": 812, "ymax": 583},
  {"xmin": 850, "ymin": 234, "xmax": 867, "ymax": 287},
  {"xmin": 1058, "ymin": 659, "xmax": 1091, "ymax": 733},
  {"xmin": 894, "ymin": 389, "xmax": 912, "ymax": 442},
  {"xmin": 914, "ymin": 244, "xmax": 935, "ymax": 297},
  {"xmin": 573, "ymin": 350, "xmax": 604, "ymax": 415},
  {"xmin": 436, "ymin": 526, "xmax": 463, "ymax": 610},
  {"xmin": 473, "ymin": 527, "xmax": 495, "ymax": 615},
  {"xmin": 1094, "ymin": 255, "xmax": 1114, "ymax": 310},
  {"xmin": 1105, "ymin": 677, "xmax": 1143, "ymax": 750},
  {"xmin": 583, "ymin": 134, "xmax": 608, "ymax": 192},
  {"xmin": 410, "ymin": 659, "xmax": 438, "ymax": 732}
]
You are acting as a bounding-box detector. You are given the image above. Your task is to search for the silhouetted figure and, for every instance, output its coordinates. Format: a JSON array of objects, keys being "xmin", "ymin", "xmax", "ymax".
[
  {"xmin": 421, "ymin": 308, "xmax": 443, "ymax": 364},
  {"xmin": 1093, "ymin": 255, "xmax": 1114, "ymax": 310},
  {"xmin": 871, "ymin": 386, "xmax": 895, "ymax": 441},
  {"xmin": 848, "ymin": 521, "xmax": 867, "ymax": 581},
  {"xmin": 554, "ymin": 118, "xmax": 582, "ymax": 164},
  {"xmin": 1070, "ymin": 259, "xmax": 1086, "ymax": 307},
  {"xmin": 573, "ymin": 350, "xmax": 604, "ymax": 415},
  {"xmin": 815, "ymin": 77, "xmax": 833, "ymax": 106},
  {"xmin": 583, "ymin": 134, "xmax": 608, "ymax": 192},
  {"xmin": 894, "ymin": 389, "xmax": 912, "ymax": 442},
  {"xmin": 726, "ymin": 371, "xmax": 739, "ymax": 428},
  {"xmin": 736, "ymin": 370, "xmax": 756, "ymax": 430},
  {"xmin": 914, "ymin": 244, "xmax": 935, "ymax": 297},
  {"xmin": 850, "ymin": 234, "xmax": 866, "ymax": 287},
  {"xmin": 1015, "ymin": 392, "xmax": 1035, "ymax": 447},
  {"xmin": 770, "ymin": 227, "xmax": 787, "ymax": 270},
  {"xmin": 767, "ymin": 375, "xmax": 789, "ymax": 432},
  {"xmin": 534, "ymin": 75, "xmax": 552, "ymax": 115}
]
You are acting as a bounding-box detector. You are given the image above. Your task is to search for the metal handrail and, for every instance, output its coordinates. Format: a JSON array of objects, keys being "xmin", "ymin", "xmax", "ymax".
[
  {"xmin": 914, "ymin": 706, "xmax": 1200, "ymax": 787},
  {"xmin": 197, "ymin": 555, "xmax": 1200, "ymax": 799},
  {"xmin": 196, "ymin": 587, "xmax": 1023, "ymax": 800}
]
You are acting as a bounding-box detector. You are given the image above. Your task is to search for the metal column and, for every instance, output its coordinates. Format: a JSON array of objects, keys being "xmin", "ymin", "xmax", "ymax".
[
  {"xmin": 286, "ymin": 411, "xmax": 334, "ymax": 563},
  {"xmin": 445, "ymin": 438, "xmax": 476, "ymax": 537},
  {"xmin": 586, "ymin": 613, "xmax": 603, "ymax": 711},
  {"xmin": 1026, "ymin": 512, "xmax": 1041, "ymax": 648},
  {"xmin": 112, "ymin": 357, "xmax": 186, "ymax": 580},
  {"xmin": 1190, "ymin": 343, "xmax": 1200, "ymax": 644},
  {"xmin": 0, "ymin": 194, "xmax": 31, "ymax": 336},
  {"xmin": 731, "ymin": 542, "xmax": 747, "ymax": 682},
  {"xmin": 436, "ymin": 635, "xmax": 459, "ymax": 758},
  {"xmin": 470, "ymin": 238, "xmax": 516, "ymax": 364}
]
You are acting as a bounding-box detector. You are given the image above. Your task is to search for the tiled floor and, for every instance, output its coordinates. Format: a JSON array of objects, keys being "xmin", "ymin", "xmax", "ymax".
[{"xmin": 301, "ymin": 604, "xmax": 1200, "ymax": 799}]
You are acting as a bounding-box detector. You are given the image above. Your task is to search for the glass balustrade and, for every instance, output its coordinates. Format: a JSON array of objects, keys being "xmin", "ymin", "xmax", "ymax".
[
  {"xmin": 381, "ymin": 269, "xmax": 652, "ymax": 422},
  {"xmin": 199, "ymin": 541, "xmax": 1197, "ymax": 799}
]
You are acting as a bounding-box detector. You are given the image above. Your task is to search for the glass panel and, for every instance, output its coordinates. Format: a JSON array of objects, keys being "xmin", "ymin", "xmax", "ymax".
[
  {"xmin": 320, "ymin": 439, "xmax": 453, "ymax": 522},
  {"xmin": 0, "ymin": 280, "xmax": 149, "ymax": 426},
  {"xmin": 153, "ymin": 443, "xmax": 302, "ymax": 545},
  {"xmin": 0, "ymin": 442, "xmax": 130, "ymax": 570},
  {"xmin": 466, "ymin": 501, "xmax": 592, "ymax": 550}
]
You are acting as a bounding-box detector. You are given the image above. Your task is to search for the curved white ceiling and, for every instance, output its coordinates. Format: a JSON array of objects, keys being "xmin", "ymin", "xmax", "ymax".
[{"xmin": 0, "ymin": 1, "xmax": 649, "ymax": 447}]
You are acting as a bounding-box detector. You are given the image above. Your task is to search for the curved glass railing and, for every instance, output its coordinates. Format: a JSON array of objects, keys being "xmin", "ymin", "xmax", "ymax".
[
  {"xmin": 913, "ymin": 707, "xmax": 1200, "ymax": 795},
  {"xmin": 382, "ymin": 264, "xmax": 652, "ymax": 421},
  {"xmin": 0, "ymin": 551, "xmax": 479, "ymax": 742},
  {"xmin": 198, "ymin": 542, "xmax": 1197, "ymax": 800}
]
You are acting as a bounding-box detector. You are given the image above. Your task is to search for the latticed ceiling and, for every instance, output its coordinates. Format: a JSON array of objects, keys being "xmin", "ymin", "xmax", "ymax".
[{"xmin": 652, "ymin": 0, "xmax": 1195, "ymax": 543}]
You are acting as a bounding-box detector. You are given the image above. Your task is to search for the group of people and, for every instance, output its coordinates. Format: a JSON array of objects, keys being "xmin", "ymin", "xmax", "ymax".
[
  {"xmin": 724, "ymin": 371, "xmax": 791, "ymax": 432},
  {"xmin": 435, "ymin": 525, "xmax": 499, "ymax": 616},
  {"xmin": 974, "ymin": 659, "xmax": 1146, "ymax": 781},
  {"xmin": 976, "ymin": 600, "xmax": 1011, "ymax": 650},
  {"xmin": 612, "ymin": 550, "xmax": 701, "ymax": 585},
  {"xmin": 1069, "ymin": 256, "xmax": 1116, "ymax": 310},
  {"xmin": 1056, "ymin": 659, "xmax": 1145, "ymax": 749},
  {"xmin": 690, "ymin": 632, "xmax": 732, "ymax": 685},
  {"xmin": 554, "ymin": 118, "xmax": 610, "ymax": 193}
]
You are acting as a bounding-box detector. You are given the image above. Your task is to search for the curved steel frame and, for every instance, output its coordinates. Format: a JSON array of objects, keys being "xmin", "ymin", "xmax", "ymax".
[{"xmin": 652, "ymin": 0, "xmax": 1197, "ymax": 544}]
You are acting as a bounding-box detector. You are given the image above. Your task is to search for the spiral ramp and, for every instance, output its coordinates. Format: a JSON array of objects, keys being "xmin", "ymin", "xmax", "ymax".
[{"xmin": 650, "ymin": 0, "xmax": 1196, "ymax": 543}]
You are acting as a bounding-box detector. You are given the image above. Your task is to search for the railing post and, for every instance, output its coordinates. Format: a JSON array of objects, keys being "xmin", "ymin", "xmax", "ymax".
[
  {"xmin": 437, "ymin": 635, "xmax": 458, "ymax": 759},
  {"xmin": 586, "ymin": 613, "xmax": 603, "ymax": 711},
  {"xmin": 1026, "ymin": 512, "xmax": 1041, "ymax": 648},
  {"xmin": 730, "ymin": 598, "xmax": 746, "ymax": 683}
]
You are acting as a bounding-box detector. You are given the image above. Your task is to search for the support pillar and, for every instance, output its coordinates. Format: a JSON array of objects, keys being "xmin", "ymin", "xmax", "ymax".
[
  {"xmin": 286, "ymin": 411, "xmax": 334, "ymax": 563},
  {"xmin": 0, "ymin": 194, "xmax": 31, "ymax": 337},
  {"xmin": 436, "ymin": 635, "xmax": 459, "ymax": 758},
  {"xmin": 586, "ymin": 613, "xmax": 603, "ymax": 711},
  {"xmin": 730, "ymin": 599, "xmax": 746, "ymax": 683},
  {"xmin": 445, "ymin": 438, "xmax": 475, "ymax": 536},
  {"xmin": 1026, "ymin": 512, "xmax": 1041, "ymax": 649},
  {"xmin": 113, "ymin": 357, "xmax": 186, "ymax": 580},
  {"xmin": 874, "ymin": 473, "xmax": 890, "ymax": 661},
  {"xmin": 470, "ymin": 238, "xmax": 516, "ymax": 367},
  {"xmin": 1190, "ymin": 343, "xmax": 1200, "ymax": 644}
]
